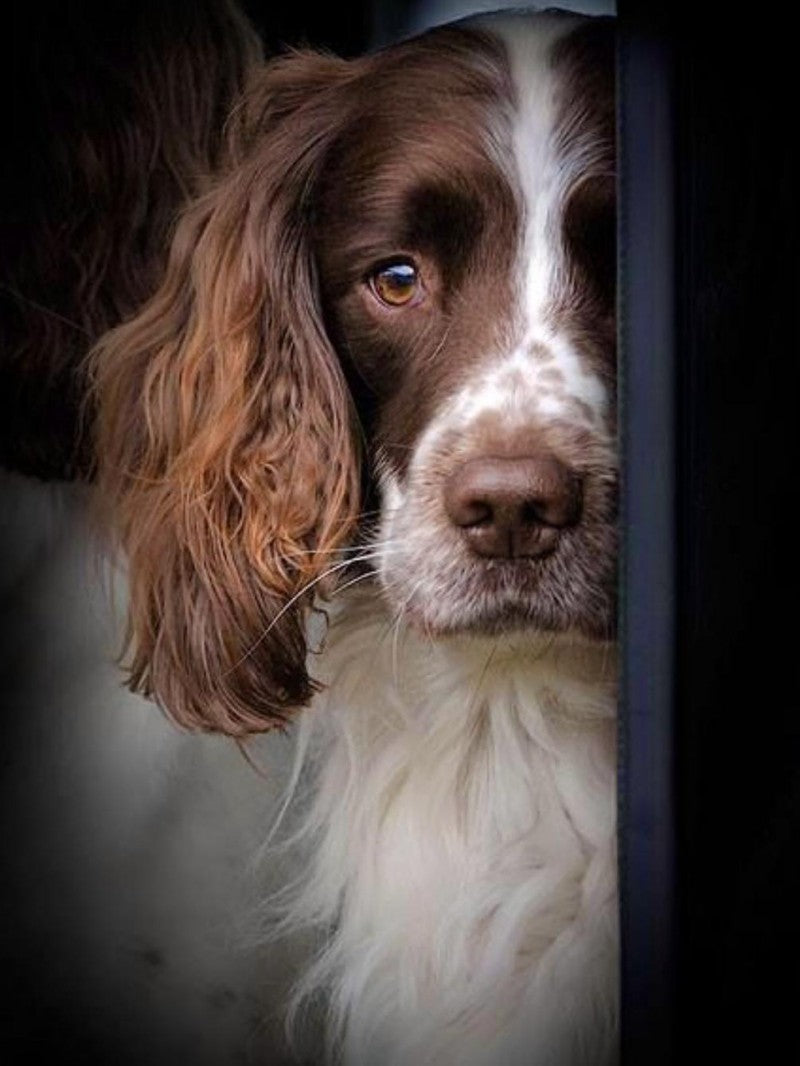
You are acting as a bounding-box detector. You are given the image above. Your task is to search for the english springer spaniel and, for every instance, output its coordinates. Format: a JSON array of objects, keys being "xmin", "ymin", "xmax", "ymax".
[{"xmin": 88, "ymin": 9, "xmax": 617, "ymax": 1064}]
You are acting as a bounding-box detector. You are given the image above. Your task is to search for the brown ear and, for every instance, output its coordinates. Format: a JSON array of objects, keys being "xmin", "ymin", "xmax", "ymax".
[{"xmin": 90, "ymin": 52, "xmax": 362, "ymax": 735}]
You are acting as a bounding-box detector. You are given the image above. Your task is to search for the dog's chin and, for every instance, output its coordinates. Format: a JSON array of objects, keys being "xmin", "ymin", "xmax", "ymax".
[
  {"xmin": 405, "ymin": 605, "xmax": 615, "ymax": 645},
  {"xmin": 384, "ymin": 569, "xmax": 617, "ymax": 645}
]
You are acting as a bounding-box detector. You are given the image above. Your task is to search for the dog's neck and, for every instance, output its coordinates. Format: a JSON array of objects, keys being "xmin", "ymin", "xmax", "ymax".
[{"xmin": 281, "ymin": 590, "xmax": 618, "ymax": 1065}]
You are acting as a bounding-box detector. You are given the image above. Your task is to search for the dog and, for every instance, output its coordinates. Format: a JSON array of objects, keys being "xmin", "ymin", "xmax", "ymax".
[
  {"xmin": 90, "ymin": 7, "xmax": 618, "ymax": 1062},
  {"xmin": 6, "ymin": 6, "xmax": 618, "ymax": 1064}
]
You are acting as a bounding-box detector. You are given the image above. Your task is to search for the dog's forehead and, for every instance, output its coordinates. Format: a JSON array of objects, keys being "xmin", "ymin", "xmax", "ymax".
[
  {"xmin": 321, "ymin": 14, "xmax": 613, "ymax": 224},
  {"xmin": 320, "ymin": 27, "xmax": 511, "ymax": 204},
  {"xmin": 361, "ymin": 13, "xmax": 610, "ymax": 132}
]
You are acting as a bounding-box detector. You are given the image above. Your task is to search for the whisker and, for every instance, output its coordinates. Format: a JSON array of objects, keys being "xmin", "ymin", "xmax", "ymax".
[
  {"xmin": 222, "ymin": 550, "xmax": 387, "ymax": 676},
  {"xmin": 331, "ymin": 569, "xmax": 377, "ymax": 598},
  {"xmin": 424, "ymin": 320, "xmax": 454, "ymax": 369},
  {"xmin": 292, "ymin": 540, "xmax": 396, "ymax": 557}
]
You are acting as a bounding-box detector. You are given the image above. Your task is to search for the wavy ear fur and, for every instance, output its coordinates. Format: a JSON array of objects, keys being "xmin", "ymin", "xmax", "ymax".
[{"xmin": 90, "ymin": 52, "xmax": 362, "ymax": 734}]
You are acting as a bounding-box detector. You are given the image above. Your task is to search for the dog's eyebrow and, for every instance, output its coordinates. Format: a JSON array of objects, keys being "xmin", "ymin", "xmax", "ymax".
[{"xmin": 398, "ymin": 181, "xmax": 486, "ymax": 267}]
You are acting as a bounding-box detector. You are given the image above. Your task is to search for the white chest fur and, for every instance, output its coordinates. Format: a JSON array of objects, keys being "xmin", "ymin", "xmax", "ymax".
[{"xmin": 280, "ymin": 592, "xmax": 618, "ymax": 1066}]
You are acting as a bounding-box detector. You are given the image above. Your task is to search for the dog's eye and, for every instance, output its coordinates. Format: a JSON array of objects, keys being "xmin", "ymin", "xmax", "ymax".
[{"xmin": 368, "ymin": 260, "xmax": 421, "ymax": 307}]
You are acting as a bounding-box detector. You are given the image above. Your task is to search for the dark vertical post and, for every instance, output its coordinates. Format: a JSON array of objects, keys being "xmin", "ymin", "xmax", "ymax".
[{"xmin": 617, "ymin": 6, "xmax": 676, "ymax": 1063}]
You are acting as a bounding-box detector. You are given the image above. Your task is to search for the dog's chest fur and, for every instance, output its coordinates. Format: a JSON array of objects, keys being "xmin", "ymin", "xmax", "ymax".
[{"xmin": 281, "ymin": 591, "xmax": 618, "ymax": 1065}]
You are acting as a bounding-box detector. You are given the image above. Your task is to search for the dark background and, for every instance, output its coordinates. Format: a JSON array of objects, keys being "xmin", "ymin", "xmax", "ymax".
[{"xmin": 672, "ymin": 7, "xmax": 798, "ymax": 1061}]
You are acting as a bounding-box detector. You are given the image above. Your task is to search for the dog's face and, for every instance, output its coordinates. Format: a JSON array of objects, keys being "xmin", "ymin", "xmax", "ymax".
[
  {"xmin": 92, "ymin": 12, "xmax": 616, "ymax": 733},
  {"xmin": 315, "ymin": 16, "xmax": 616, "ymax": 640}
]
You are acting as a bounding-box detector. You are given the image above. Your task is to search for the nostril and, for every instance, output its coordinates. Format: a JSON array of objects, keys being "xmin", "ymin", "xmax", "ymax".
[
  {"xmin": 456, "ymin": 498, "xmax": 494, "ymax": 528},
  {"xmin": 528, "ymin": 470, "xmax": 583, "ymax": 529},
  {"xmin": 520, "ymin": 500, "xmax": 542, "ymax": 526},
  {"xmin": 444, "ymin": 455, "xmax": 582, "ymax": 559}
]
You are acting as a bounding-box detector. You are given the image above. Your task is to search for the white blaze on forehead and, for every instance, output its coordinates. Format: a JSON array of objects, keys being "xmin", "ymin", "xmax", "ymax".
[{"xmin": 483, "ymin": 14, "xmax": 583, "ymax": 338}]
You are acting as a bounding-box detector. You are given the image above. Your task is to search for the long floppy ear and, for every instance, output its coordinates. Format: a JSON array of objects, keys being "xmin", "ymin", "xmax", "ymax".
[{"xmin": 90, "ymin": 52, "xmax": 362, "ymax": 735}]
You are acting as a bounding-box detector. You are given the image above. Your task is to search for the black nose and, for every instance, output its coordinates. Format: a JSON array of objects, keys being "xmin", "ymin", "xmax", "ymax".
[{"xmin": 443, "ymin": 456, "xmax": 582, "ymax": 559}]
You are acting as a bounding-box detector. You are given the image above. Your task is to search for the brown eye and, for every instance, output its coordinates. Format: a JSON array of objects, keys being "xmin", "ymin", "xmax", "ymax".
[{"xmin": 369, "ymin": 260, "xmax": 421, "ymax": 307}]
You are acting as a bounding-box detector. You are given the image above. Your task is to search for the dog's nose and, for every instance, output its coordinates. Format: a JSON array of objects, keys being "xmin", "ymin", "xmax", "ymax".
[{"xmin": 444, "ymin": 456, "xmax": 582, "ymax": 559}]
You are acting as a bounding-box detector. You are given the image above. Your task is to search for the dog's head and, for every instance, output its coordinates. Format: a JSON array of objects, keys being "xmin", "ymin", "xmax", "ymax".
[{"xmin": 92, "ymin": 11, "xmax": 616, "ymax": 734}]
